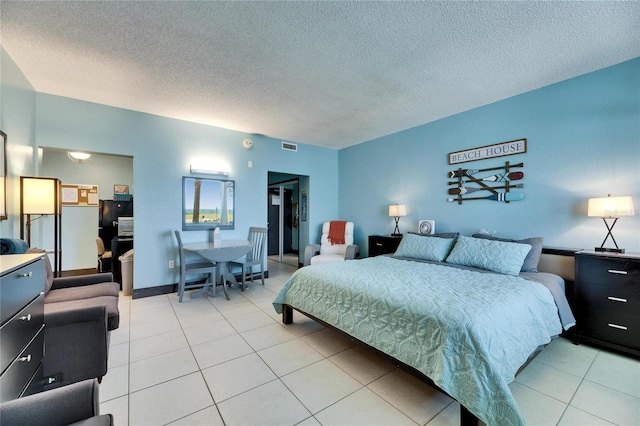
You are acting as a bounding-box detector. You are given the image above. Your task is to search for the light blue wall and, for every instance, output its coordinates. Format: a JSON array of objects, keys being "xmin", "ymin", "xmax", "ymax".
[
  {"xmin": 34, "ymin": 94, "xmax": 338, "ymax": 289},
  {"xmin": 339, "ymin": 58, "xmax": 640, "ymax": 254},
  {"xmin": 0, "ymin": 47, "xmax": 37, "ymax": 239}
]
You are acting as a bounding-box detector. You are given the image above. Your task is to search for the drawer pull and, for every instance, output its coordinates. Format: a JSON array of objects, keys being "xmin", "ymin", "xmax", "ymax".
[
  {"xmin": 607, "ymin": 296, "xmax": 627, "ymax": 303},
  {"xmin": 18, "ymin": 272, "xmax": 33, "ymax": 278},
  {"xmin": 376, "ymin": 243, "xmax": 383, "ymax": 246},
  {"xmin": 18, "ymin": 354, "xmax": 32, "ymax": 363},
  {"xmin": 18, "ymin": 314, "xmax": 33, "ymax": 321},
  {"xmin": 607, "ymin": 269, "xmax": 628, "ymax": 275},
  {"xmin": 607, "ymin": 323, "xmax": 628, "ymax": 331}
]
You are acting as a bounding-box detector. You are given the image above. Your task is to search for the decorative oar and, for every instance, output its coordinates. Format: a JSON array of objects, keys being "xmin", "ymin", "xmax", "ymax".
[
  {"xmin": 448, "ymin": 171, "xmax": 524, "ymax": 185},
  {"xmin": 448, "ymin": 183, "xmax": 523, "ymax": 195},
  {"xmin": 448, "ymin": 162, "xmax": 523, "ymax": 178},
  {"xmin": 447, "ymin": 192, "xmax": 524, "ymax": 202}
]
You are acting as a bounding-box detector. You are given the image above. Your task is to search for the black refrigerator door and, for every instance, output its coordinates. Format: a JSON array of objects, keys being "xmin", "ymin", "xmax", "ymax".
[
  {"xmin": 99, "ymin": 200, "xmax": 133, "ymax": 244},
  {"xmin": 101, "ymin": 200, "xmax": 133, "ymax": 226}
]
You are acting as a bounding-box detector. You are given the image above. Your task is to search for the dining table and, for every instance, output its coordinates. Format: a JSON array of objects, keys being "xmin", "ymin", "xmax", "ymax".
[{"xmin": 183, "ymin": 239, "xmax": 254, "ymax": 300}]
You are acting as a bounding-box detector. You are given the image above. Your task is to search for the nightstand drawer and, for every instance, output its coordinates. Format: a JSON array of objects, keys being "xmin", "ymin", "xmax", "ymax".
[
  {"xmin": 578, "ymin": 257, "xmax": 640, "ymax": 286},
  {"xmin": 575, "ymin": 282, "xmax": 639, "ymax": 316},
  {"xmin": 369, "ymin": 235, "xmax": 403, "ymax": 257},
  {"xmin": 576, "ymin": 308, "xmax": 639, "ymax": 350}
]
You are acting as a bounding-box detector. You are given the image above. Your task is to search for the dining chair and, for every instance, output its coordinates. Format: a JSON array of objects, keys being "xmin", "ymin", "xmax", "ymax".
[
  {"xmin": 95, "ymin": 237, "xmax": 112, "ymax": 272},
  {"xmin": 174, "ymin": 230, "xmax": 217, "ymax": 302},
  {"xmin": 230, "ymin": 227, "xmax": 268, "ymax": 291}
]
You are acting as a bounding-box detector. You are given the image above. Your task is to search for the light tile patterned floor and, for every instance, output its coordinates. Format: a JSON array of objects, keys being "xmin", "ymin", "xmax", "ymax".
[{"xmin": 100, "ymin": 260, "xmax": 640, "ymax": 425}]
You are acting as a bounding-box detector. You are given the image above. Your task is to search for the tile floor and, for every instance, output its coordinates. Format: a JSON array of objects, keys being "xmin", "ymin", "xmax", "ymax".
[{"xmin": 100, "ymin": 260, "xmax": 640, "ymax": 425}]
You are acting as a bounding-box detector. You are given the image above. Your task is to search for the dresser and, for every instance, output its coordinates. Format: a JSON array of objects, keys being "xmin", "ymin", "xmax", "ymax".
[
  {"xmin": 574, "ymin": 250, "xmax": 640, "ymax": 357},
  {"xmin": 368, "ymin": 235, "xmax": 403, "ymax": 257},
  {"xmin": 0, "ymin": 253, "xmax": 46, "ymax": 402}
]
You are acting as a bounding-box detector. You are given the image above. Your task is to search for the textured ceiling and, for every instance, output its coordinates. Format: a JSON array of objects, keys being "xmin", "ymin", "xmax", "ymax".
[{"xmin": 1, "ymin": 1, "xmax": 639, "ymax": 149}]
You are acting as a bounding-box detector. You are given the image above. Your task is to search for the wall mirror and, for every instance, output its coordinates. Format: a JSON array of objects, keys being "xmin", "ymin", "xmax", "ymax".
[
  {"xmin": 0, "ymin": 131, "xmax": 6, "ymax": 220},
  {"xmin": 182, "ymin": 176, "xmax": 235, "ymax": 230}
]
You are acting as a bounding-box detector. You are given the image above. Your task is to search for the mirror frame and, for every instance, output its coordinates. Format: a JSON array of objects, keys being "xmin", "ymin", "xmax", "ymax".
[
  {"xmin": 182, "ymin": 176, "xmax": 235, "ymax": 231},
  {"xmin": 0, "ymin": 131, "xmax": 6, "ymax": 220}
]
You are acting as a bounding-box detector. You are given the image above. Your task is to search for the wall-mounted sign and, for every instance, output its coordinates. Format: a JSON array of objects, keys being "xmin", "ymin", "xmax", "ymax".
[
  {"xmin": 448, "ymin": 138, "xmax": 527, "ymax": 165},
  {"xmin": 61, "ymin": 184, "xmax": 99, "ymax": 206}
]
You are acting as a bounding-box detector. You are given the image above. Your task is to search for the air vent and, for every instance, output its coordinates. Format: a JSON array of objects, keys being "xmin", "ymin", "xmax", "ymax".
[{"xmin": 281, "ymin": 141, "xmax": 298, "ymax": 152}]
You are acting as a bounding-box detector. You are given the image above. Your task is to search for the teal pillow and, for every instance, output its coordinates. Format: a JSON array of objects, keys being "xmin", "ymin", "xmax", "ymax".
[
  {"xmin": 394, "ymin": 233, "xmax": 456, "ymax": 262},
  {"xmin": 472, "ymin": 233, "xmax": 543, "ymax": 272},
  {"xmin": 445, "ymin": 235, "xmax": 531, "ymax": 275}
]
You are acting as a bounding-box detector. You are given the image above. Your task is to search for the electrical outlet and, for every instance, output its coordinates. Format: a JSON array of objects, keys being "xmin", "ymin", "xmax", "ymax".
[{"xmin": 168, "ymin": 260, "xmax": 175, "ymax": 269}]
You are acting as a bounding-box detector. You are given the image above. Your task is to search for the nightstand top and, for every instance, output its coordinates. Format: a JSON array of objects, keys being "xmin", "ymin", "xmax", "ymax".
[{"xmin": 576, "ymin": 249, "xmax": 640, "ymax": 260}]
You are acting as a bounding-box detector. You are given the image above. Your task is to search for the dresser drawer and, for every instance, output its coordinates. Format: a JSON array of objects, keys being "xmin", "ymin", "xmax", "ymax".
[
  {"xmin": 575, "ymin": 281, "xmax": 639, "ymax": 316},
  {"xmin": 577, "ymin": 256, "xmax": 640, "ymax": 286},
  {"xmin": 577, "ymin": 308, "xmax": 640, "ymax": 350},
  {"xmin": 0, "ymin": 258, "xmax": 45, "ymax": 324},
  {"xmin": 0, "ymin": 327, "xmax": 44, "ymax": 402},
  {"xmin": 0, "ymin": 292, "xmax": 45, "ymax": 374}
]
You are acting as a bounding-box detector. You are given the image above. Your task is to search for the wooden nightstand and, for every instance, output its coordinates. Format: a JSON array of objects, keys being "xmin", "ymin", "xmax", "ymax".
[
  {"xmin": 368, "ymin": 235, "xmax": 403, "ymax": 257},
  {"xmin": 574, "ymin": 250, "xmax": 640, "ymax": 357}
]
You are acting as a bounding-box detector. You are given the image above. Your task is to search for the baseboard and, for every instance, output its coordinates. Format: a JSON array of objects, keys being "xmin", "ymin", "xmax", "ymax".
[{"xmin": 132, "ymin": 271, "xmax": 270, "ymax": 299}]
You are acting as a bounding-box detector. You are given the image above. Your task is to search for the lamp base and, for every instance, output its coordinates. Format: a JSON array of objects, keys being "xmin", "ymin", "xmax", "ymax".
[
  {"xmin": 595, "ymin": 247, "xmax": 625, "ymax": 254},
  {"xmin": 391, "ymin": 233, "xmax": 403, "ymax": 237}
]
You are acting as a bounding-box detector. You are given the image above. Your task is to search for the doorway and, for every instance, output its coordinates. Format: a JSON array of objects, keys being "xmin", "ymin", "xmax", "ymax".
[{"xmin": 267, "ymin": 172, "xmax": 308, "ymax": 267}]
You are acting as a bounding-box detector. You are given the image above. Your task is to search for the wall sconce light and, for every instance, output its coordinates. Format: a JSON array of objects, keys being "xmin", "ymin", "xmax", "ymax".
[
  {"xmin": 388, "ymin": 204, "xmax": 407, "ymax": 237},
  {"xmin": 68, "ymin": 151, "xmax": 92, "ymax": 163},
  {"xmin": 190, "ymin": 165, "xmax": 229, "ymax": 177},
  {"xmin": 587, "ymin": 194, "xmax": 635, "ymax": 253}
]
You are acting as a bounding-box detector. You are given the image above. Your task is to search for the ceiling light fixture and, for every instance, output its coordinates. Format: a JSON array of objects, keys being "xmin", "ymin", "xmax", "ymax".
[{"xmin": 68, "ymin": 151, "xmax": 92, "ymax": 163}]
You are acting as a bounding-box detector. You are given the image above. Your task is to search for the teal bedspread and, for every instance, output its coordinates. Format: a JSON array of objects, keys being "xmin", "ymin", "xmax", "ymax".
[{"xmin": 273, "ymin": 256, "xmax": 562, "ymax": 426}]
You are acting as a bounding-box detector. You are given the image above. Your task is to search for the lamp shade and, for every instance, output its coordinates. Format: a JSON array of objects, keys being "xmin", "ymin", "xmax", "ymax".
[
  {"xmin": 588, "ymin": 196, "xmax": 635, "ymax": 218},
  {"xmin": 22, "ymin": 177, "xmax": 58, "ymax": 214},
  {"xmin": 389, "ymin": 204, "xmax": 407, "ymax": 217}
]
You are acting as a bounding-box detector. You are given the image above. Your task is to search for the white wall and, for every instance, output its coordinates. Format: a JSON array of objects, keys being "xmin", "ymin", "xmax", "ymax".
[{"xmin": 40, "ymin": 150, "xmax": 133, "ymax": 270}]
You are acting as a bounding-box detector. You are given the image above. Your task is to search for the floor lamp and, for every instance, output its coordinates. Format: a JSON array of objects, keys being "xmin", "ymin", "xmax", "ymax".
[{"xmin": 20, "ymin": 176, "xmax": 62, "ymax": 276}]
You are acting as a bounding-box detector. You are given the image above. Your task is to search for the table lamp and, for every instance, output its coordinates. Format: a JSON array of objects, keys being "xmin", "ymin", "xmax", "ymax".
[
  {"xmin": 587, "ymin": 194, "xmax": 634, "ymax": 253},
  {"xmin": 389, "ymin": 204, "xmax": 406, "ymax": 237}
]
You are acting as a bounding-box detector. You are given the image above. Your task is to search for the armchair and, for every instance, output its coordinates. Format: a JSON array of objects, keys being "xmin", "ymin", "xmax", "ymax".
[
  {"xmin": 304, "ymin": 221, "xmax": 360, "ymax": 266},
  {"xmin": 27, "ymin": 249, "xmax": 120, "ymax": 390},
  {"xmin": 0, "ymin": 379, "xmax": 113, "ymax": 426}
]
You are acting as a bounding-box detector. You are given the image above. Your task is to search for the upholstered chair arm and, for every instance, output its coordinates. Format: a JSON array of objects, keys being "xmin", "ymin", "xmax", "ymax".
[
  {"xmin": 43, "ymin": 304, "xmax": 110, "ymax": 390},
  {"xmin": 303, "ymin": 243, "xmax": 321, "ymax": 266},
  {"xmin": 0, "ymin": 379, "xmax": 111, "ymax": 426},
  {"xmin": 345, "ymin": 244, "xmax": 360, "ymax": 260},
  {"xmin": 45, "ymin": 304, "xmax": 107, "ymax": 329},
  {"xmin": 51, "ymin": 273, "xmax": 114, "ymax": 290}
]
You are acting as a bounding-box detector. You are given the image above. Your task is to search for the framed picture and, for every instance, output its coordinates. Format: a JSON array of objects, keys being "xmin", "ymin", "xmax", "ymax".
[
  {"xmin": 114, "ymin": 184, "xmax": 129, "ymax": 195},
  {"xmin": 0, "ymin": 131, "xmax": 6, "ymax": 220},
  {"xmin": 300, "ymin": 189, "xmax": 307, "ymax": 222}
]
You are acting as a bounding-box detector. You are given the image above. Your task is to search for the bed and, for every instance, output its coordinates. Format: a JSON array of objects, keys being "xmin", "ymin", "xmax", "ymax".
[{"xmin": 273, "ymin": 233, "xmax": 575, "ymax": 426}]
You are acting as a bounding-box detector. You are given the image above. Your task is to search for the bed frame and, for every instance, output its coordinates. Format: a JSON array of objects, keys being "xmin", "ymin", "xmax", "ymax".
[
  {"xmin": 282, "ymin": 304, "xmax": 545, "ymax": 426},
  {"xmin": 280, "ymin": 248, "xmax": 572, "ymax": 425}
]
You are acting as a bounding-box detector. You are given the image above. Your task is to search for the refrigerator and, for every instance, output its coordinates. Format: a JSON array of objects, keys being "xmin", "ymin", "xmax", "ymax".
[
  {"xmin": 99, "ymin": 200, "xmax": 133, "ymax": 283},
  {"xmin": 99, "ymin": 200, "xmax": 133, "ymax": 243}
]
